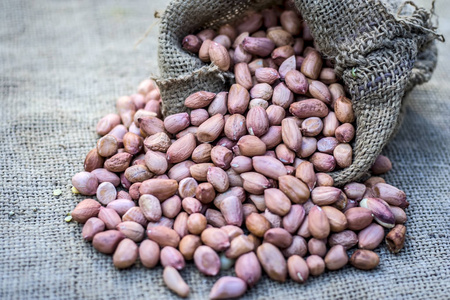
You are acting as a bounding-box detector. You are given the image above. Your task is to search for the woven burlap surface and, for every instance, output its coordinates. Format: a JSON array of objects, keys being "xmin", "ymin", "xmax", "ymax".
[{"xmin": 0, "ymin": 0, "xmax": 449, "ymax": 299}]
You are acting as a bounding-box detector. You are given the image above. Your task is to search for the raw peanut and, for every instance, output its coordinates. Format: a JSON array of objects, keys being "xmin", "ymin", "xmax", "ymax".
[
  {"xmin": 334, "ymin": 96, "xmax": 355, "ymax": 123},
  {"xmin": 225, "ymin": 234, "xmax": 254, "ymax": 259},
  {"xmin": 343, "ymin": 182, "xmax": 367, "ymax": 201},
  {"xmin": 161, "ymin": 195, "xmax": 182, "ymax": 219},
  {"xmin": 241, "ymin": 172, "xmax": 270, "ymax": 195},
  {"xmin": 285, "ymin": 70, "xmax": 308, "ymax": 94},
  {"xmin": 306, "ymin": 255, "xmax": 325, "ymax": 276},
  {"xmin": 266, "ymin": 27, "xmax": 293, "ymax": 47},
  {"xmin": 209, "ymin": 41, "xmax": 230, "ymax": 71},
  {"xmin": 310, "ymin": 152, "xmax": 336, "ymax": 172},
  {"xmin": 246, "ymin": 106, "xmax": 269, "ymax": 137},
  {"xmin": 276, "ymin": 144, "xmax": 295, "ymax": 164},
  {"xmin": 282, "ymin": 235, "xmax": 308, "ymax": 258},
  {"xmin": 144, "ymin": 150, "xmax": 168, "ymax": 175},
  {"xmin": 322, "ymin": 112, "xmax": 340, "ymax": 137},
  {"xmin": 187, "ymin": 213, "xmax": 207, "ymax": 235},
  {"xmin": 282, "ymin": 204, "xmax": 305, "ymax": 233},
  {"xmin": 257, "ymin": 243, "xmax": 287, "ymax": 282},
  {"xmin": 308, "ymin": 238, "xmax": 327, "ymax": 257},
  {"xmin": 96, "ymin": 182, "xmax": 117, "ymax": 205},
  {"xmin": 242, "ymin": 37, "xmax": 275, "ymax": 57},
  {"xmin": 260, "ymin": 126, "xmax": 282, "ymax": 149},
  {"xmin": 209, "ymin": 276, "xmax": 247, "ymax": 300},
  {"xmin": 315, "ymin": 173, "xmax": 334, "ymax": 187},
  {"xmin": 98, "ymin": 207, "xmax": 122, "ymax": 230},
  {"xmin": 324, "ymin": 245, "xmax": 348, "ymax": 270},
  {"xmin": 333, "ymin": 143, "xmax": 353, "ymax": 168},
  {"xmin": 163, "ymin": 112, "xmax": 190, "ymax": 134},
  {"xmin": 116, "ymin": 221, "xmax": 145, "ymax": 242},
  {"xmin": 335, "ymin": 123, "xmax": 355, "ymax": 143},
  {"xmin": 84, "ymin": 148, "xmax": 105, "ymax": 172},
  {"xmin": 124, "ymin": 165, "xmax": 153, "ymax": 183},
  {"xmin": 281, "ymin": 118, "xmax": 302, "ymax": 152},
  {"xmin": 322, "ymin": 206, "xmax": 348, "ymax": 232},
  {"xmin": 301, "ymin": 117, "xmax": 323, "ymax": 137},
  {"xmin": 358, "ymin": 223, "xmax": 384, "ymax": 250},
  {"xmin": 255, "ymin": 67, "xmax": 280, "ymax": 84},
  {"xmin": 365, "ymin": 176, "xmax": 386, "ymax": 188},
  {"xmin": 104, "ymin": 152, "xmax": 133, "ymax": 173},
  {"xmin": 108, "ymin": 125, "xmax": 128, "ymax": 147},
  {"xmin": 328, "ymin": 230, "xmax": 359, "ymax": 249},
  {"xmin": 122, "ymin": 207, "xmax": 147, "ymax": 227},
  {"xmin": 168, "ymin": 161, "xmax": 195, "ymax": 182},
  {"xmin": 250, "ymin": 83, "xmax": 273, "ymax": 100},
  {"xmin": 195, "ymin": 182, "xmax": 216, "ymax": 204},
  {"xmin": 205, "ymin": 209, "xmax": 227, "ymax": 228},
  {"xmin": 133, "ymin": 109, "xmax": 157, "ymax": 127},
  {"xmin": 308, "ymin": 206, "xmax": 330, "ymax": 239},
  {"xmin": 271, "ymin": 45, "xmax": 294, "ymax": 65},
  {"xmin": 82, "ymin": 217, "xmax": 105, "ymax": 241},
  {"xmin": 201, "ymin": 227, "xmax": 230, "ymax": 251},
  {"xmin": 280, "ymin": 10, "xmax": 301, "ymax": 35},
  {"xmin": 287, "ymin": 255, "xmax": 309, "ymax": 284},
  {"xmin": 211, "ymin": 146, "xmax": 233, "ymax": 169},
  {"xmin": 190, "ymin": 109, "xmax": 209, "ymax": 126},
  {"xmin": 221, "ymin": 225, "xmax": 244, "ymax": 241},
  {"xmin": 112, "ymin": 238, "xmax": 138, "ymax": 269},
  {"xmin": 373, "ymin": 183, "xmax": 408, "ymax": 208},
  {"xmin": 197, "ymin": 29, "xmax": 216, "ymax": 42},
  {"xmin": 266, "ymin": 105, "xmax": 286, "ymax": 125},
  {"xmin": 207, "ymin": 167, "xmax": 229, "ymax": 193},
  {"xmin": 301, "ymin": 50, "xmax": 322, "ymax": 79},
  {"xmin": 194, "ymin": 245, "xmax": 221, "ymax": 276},
  {"xmin": 290, "ymin": 99, "xmax": 328, "ymax": 119},
  {"xmin": 232, "ymin": 31, "xmax": 249, "ymax": 48},
  {"xmin": 220, "ymin": 196, "xmax": 244, "ymax": 227},
  {"xmin": 252, "ymin": 156, "xmax": 287, "ymax": 179},
  {"xmin": 264, "ymin": 188, "xmax": 291, "ymax": 216},
  {"xmin": 163, "ymin": 266, "xmax": 190, "ymax": 298},
  {"xmin": 345, "ymin": 207, "xmax": 374, "ymax": 231},
  {"xmin": 235, "ymin": 252, "xmax": 262, "ymax": 287},
  {"xmin": 273, "ymin": 82, "xmax": 294, "ymax": 109},
  {"xmin": 225, "ymin": 114, "xmax": 247, "ymax": 141},
  {"xmin": 123, "ymin": 132, "xmax": 143, "ymax": 155},
  {"xmin": 97, "ymin": 134, "xmax": 118, "ymax": 157},
  {"xmin": 231, "ymin": 156, "xmax": 253, "ymax": 173},
  {"xmin": 264, "ymin": 209, "xmax": 282, "ymax": 228},
  {"xmin": 92, "ymin": 230, "xmax": 125, "ymax": 254},
  {"xmin": 144, "ymin": 132, "xmax": 171, "ymax": 152},
  {"xmin": 197, "ymin": 114, "xmax": 225, "ymax": 143},
  {"xmin": 173, "ymin": 212, "xmax": 189, "ymax": 238},
  {"xmin": 350, "ymin": 249, "xmax": 380, "ymax": 270},
  {"xmin": 92, "ymin": 168, "xmax": 120, "ymax": 187},
  {"xmin": 390, "ymin": 206, "xmax": 407, "ymax": 224},
  {"xmin": 179, "ymin": 234, "xmax": 202, "ymax": 260},
  {"xmin": 139, "ymin": 179, "xmax": 178, "ymax": 200},
  {"xmin": 237, "ymin": 135, "xmax": 267, "ymax": 156},
  {"xmin": 385, "ymin": 224, "xmax": 406, "ymax": 253},
  {"xmin": 214, "ymin": 187, "xmax": 246, "ymax": 208},
  {"xmin": 360, "ymin": 198, "xmax": 395, "ymax": 228},
  {"xmin": 72, "ymin": 199, "xmax": 101, "ymax": 223},
  {"xmin": 189, "ymin": 163, "xmax": 214, "ymax": 181},
  {"xmin": 246, "ymin": 213, "xmax": 271, "ymax": 237},
  {"xmin": 279, "ymin": 55, "xmax": 296, "ymax": 80},
  {"xmin": 234, "ymin": 44, "xmax": 252, "ymax": 64},
  {"xmin": 178, "ymin": 178, "xmax": 198, "ymax": 199},
  {"xmin": 128, "ymin": 183, "xmax": 141, "ymax": 200},
  {"xmin": 234, "ymin": 62, "xmax": 253, "ymax": 90},
  {"xmin": 371, "ymin": 155, "xmax": 392, "ymax": 175},
  {"xmin": 311, "ymin": 186, "xmax": 341, "ymax": 206},
  {"xmin": 72, "ymin": 172, "xmax": 99, "ymax": 196},
  {"xmin": 147, "ymin": 226, "xmax": 180, "ymax": 248},
  {"xmin": 139, "ymin": 194, "xmax": 162, "ymax": 222},
  {"xmin": 308, "ymin": 80, "xmax": 331, "ymax": 104},
  {"xmin": 182, "ymin": 34, "xmax": 202, "ymax": 53},
  {"xmin": 228, "ymin": 84, "xmax": 250, "ymax": 114},
  {"xmin": 191, "ymin": 144, "xmax": 212, "ymax": 163},
  {"xmin": 264, "ymin": 228, "xmax": 293, "ymax": 248},
  {"xmin": 138, "ymin": 116, "xmax": 165, "ymax": 136},
  {"xmin": 166, "ymin": 133, "xmax": 196, "ymax": 163},
  {"xmin": 160, "ymin": 246, "xmax": 185, "ymax": 270},
  {"xmin": 298, "ymin": 137, "xmax": 317, "ymax": 158},
  {"xmin": 296, "ymin": 161, "xmax": 316, "ymax": 191},
  {"xmin": 148, "ymin": 216, "xmax": 174, "ymax": 229},
  {"xmin": 96, "ymin": 113, "xmax": 121, "ymax": 136}
]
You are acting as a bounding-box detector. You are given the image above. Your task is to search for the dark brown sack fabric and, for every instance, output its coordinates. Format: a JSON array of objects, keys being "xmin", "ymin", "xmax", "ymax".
[{"xmin": 156, "ymin": 0, "xmax": 442, "ymax": 186}]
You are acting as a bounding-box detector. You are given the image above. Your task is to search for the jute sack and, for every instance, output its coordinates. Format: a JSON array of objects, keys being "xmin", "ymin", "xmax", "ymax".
[{"xmin": 155, "ymin": 0, "xmax": 441, "ymax": 186}]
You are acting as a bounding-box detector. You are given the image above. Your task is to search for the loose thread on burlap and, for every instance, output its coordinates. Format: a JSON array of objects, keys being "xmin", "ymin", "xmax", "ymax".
[
  {"xmin": 396, "ymin": 0, "xmax": 445, "ymax": 42},
  {"xmin": 134, "ymin": 11, "xmax": 163, "ymax": 49}
]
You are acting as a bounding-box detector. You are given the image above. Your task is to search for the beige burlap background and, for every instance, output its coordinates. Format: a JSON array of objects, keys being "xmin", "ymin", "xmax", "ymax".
[{"xmin": 0, "ymin": 0, "xmax": 448, "ymax": 299}]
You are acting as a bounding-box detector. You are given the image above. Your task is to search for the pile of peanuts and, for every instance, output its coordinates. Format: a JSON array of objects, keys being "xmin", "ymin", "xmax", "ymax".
[{"xmin": 69, "ymin": 4, "xmax": 408, "ymax": 299}]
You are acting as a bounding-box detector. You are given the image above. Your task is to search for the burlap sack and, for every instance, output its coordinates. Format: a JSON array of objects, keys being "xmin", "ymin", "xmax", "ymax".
[{"xmin": 156, "ymin": 0, "xmax": 442, "ymax": 186}]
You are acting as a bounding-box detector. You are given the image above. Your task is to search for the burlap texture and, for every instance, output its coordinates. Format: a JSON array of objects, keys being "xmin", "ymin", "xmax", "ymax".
[
  {"xmin": 156, "ymin": 0, "xmax": 442, "ymax": 186},
  {"xmin": 0, "ymin": 0, "xmax": 449, "ymax": 299}
]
